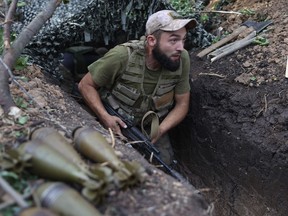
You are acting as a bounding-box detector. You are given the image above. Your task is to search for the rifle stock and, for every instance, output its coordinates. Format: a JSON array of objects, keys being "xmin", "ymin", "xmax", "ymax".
[{"xmin": 103, "ymin": 102, "xmax": 186, "ymax": 182}]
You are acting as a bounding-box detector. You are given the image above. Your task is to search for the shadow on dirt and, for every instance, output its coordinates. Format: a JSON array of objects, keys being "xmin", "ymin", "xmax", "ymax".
[{"xmin": 170, "ymin": 53, "xmax": 288, "ymax": 216}]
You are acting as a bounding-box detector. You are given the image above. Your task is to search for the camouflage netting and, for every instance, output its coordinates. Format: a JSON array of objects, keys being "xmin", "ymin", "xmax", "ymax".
[{"xmin": 13, "ymin": 0, "xmax": 215, "ymax": 79}]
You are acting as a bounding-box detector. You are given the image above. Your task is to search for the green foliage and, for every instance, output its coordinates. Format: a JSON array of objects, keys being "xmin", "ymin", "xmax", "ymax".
[
  {"xmin": 254, "ymin": 36, "xmax": 269, "ymax": 46},
  {"xmin": 17, "ymin": 1, "xmax": 27, "ymax": 7},
  {"xmin": 17, "ymin": 115, "xmax": 29, "ymax": 125},
  {"xmin": 239, "ymin": 8, "xmax": 255, "ymax": 16},
  {"xmin": 211, "ymin": 35, "xmax": 221, "ymax": 44},
  {"xmin": 0, "ymin": 171, "xmax": 29, "ymax": 193},
  {"xmin": 15, "ymin": 97, "xmax": 29, "ymax": 109},
  {"xmin": 62, "ymin": 0, "xmax": 70, "ymax": 4},
  {"xmin": 211, "ymin": 0, "xmax": 235, "ymax": 10},
  {"xmin": 14, "ymin": 96, "xmax": 30, "ymax": 125},
  {"xmin": 200, "ymin": 14, "xmax": 209, "ymax": 23},
  {"xmin": 0, "ymin": 171, "xmax": 36, "ymax": 215},
  {"xmin": 15, "ymin": 56, "xmax": 29, "ymax": 70},
  {"xmin": 0, "ymin": 27, "xmax": 28, "ymax": 72},
  {"xmin": 1, "ymin": 205, "xmax": 21, "ymax": 216},
  {"xmin": 12, "ymin": 130, "xmax": 27, "ymax": 138},
  {"xmin": 169, "ymin": 0, "xmax": 195, "ymax": 16}
]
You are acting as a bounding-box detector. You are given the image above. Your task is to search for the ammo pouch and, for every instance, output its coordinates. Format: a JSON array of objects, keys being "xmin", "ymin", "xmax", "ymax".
[
  {"xmin": 152, "ymin": 90, "xmax": 174, "ymax": 111},
  {"xmin": 112, "ymin": 83, "xmax": 140, "ymax": 107}
]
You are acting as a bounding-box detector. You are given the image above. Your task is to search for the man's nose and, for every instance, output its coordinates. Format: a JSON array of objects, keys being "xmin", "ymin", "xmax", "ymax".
[{"xmin": 176, "ymin": 41, "xmax": 184, "ymax": 51}]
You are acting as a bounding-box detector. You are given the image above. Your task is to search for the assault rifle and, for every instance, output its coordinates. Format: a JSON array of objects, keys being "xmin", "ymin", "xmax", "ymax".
[{"xmin": 103, "ymin": 102, "xmax": 186, "ymax": 182}]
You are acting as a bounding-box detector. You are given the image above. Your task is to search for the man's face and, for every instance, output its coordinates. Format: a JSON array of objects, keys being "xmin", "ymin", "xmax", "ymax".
[{"xmin": 152, "ymin": 27, "xmax": 187, "ymax": 71}]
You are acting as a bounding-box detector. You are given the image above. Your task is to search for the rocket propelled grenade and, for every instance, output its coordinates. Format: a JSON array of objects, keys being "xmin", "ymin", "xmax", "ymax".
[{"xmin": 35, "ymin": 182, "xmax": 102, "ymax": 216}]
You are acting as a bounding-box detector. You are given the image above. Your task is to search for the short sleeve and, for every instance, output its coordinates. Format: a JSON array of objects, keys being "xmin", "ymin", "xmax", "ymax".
[{"xmin": 88, "ymin": 45, "xmax": 128, "ymax": 89}]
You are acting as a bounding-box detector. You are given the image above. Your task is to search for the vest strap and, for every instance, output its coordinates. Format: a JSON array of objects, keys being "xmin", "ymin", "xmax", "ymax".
[{"xmin": 141, "ymin": 111, "xmax": 159, "ymax": 141}]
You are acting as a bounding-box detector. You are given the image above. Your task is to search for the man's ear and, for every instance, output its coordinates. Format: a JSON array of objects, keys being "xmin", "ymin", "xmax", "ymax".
[{"xmin": 146, "ymin": 35, "xmax": 157, "ymax": 47}]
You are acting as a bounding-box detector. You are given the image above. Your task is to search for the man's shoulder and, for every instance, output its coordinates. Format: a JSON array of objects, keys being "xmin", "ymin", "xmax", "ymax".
[
  {"xmin": 119, "ymin": 39, "xmax": 145, "ymax": 53},
  {"xmin": 109, "ymin": 45, "xmax": 129, "ymax": 57},
  {"xmin": 98, "ymin": 45, "xmax": 130, "ymax": 65}
]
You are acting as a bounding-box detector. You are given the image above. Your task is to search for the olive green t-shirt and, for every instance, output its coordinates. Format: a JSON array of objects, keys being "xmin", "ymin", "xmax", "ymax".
[{"xmin": 88, "ymin": 45, "xmax": 191, "ymax": 95}]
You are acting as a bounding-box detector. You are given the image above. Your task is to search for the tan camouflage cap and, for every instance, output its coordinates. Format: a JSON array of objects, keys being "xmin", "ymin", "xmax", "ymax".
[{"xmin": 146, "ymin": 10, "xmax": 197, "ymax": 35}]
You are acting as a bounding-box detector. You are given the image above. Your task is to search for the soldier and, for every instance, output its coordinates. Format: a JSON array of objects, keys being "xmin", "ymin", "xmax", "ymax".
[{"xmin": 78, "ymin": 10, "xmax": 197, "ymax": 165}]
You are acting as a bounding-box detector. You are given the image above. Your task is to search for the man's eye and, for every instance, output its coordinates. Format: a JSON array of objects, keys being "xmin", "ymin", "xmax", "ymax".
[{"xmin": 170, "ymin": 39, "xmax": 178, "ymax": 43}]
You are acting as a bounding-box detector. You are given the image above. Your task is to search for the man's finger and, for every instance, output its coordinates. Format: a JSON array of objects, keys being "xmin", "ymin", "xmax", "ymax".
[{"xmin": 116, "ymin": 119, "xmax": 127, "ymax": 129}]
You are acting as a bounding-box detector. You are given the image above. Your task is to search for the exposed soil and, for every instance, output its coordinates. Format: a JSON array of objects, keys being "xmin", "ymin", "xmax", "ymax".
[
  {"xmin": 1, "ymin": 66, "xmax": 212, "ymax": 216},
  {"xmin": 1, "ymin": 0, "xmax": 288, "ymax": 215},
  {"xmin": 171, "ymin": 0, "xmax": 288, "ymax": 215}
]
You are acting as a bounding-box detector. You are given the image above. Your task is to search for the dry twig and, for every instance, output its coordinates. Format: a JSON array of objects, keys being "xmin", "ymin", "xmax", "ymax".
[
  {"xmin": 264, "ymin": 94, "xmax": 268, "ymax": 113},
  {"xmin": 198, "ymin": 72, "xmax": 226, "ymax": 78},
  {"xmin": 198, "ymin": 10, "xmax": 242, "ymax": 15},
  {"xmin": 108, "ymin": 128, "xmax": 116, "ymax": 148},
  {"xmin": 0, "ymin": 176, "xmax": 29, "ymax": 208}
]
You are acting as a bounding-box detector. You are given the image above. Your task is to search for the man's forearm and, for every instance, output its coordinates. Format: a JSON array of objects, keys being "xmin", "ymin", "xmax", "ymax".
[
  {"xmin": 159, "ymin": 92, "xmax": 190, "ymax": 135},
  {"xmin": 159, "ymin": 103, "xmax": 188, "ymax": 135},
  {"xmin": 78, "ymin": 75, "xmax": 109, "ymax": 122}
]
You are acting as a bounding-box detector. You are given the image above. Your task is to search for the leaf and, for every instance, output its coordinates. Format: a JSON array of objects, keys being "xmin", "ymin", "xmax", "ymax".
[
  {"xmin": 17, "ymin": 1, "xmax": 26, "ymax": 7},
  {"xmin": 0, "ymin": 170, "xmax": 19, "ymax": 180},
  {"xmin": 15, "ymin": 97, "xmax": 28, "ymax": 109},
  {"xmin": 239, "ymin": 8, "xmax": 255, "ymax": 15},
  {"xmin": 15, "ymin": 56, "xmax": 29, "ymax": 70},
  {"xmin": 253, "ymin": 37, "xmax": 269, "ymax": 46},
  {"xmin": 17, "ymin": 116, "xmax": 28, "ymax": 125}
]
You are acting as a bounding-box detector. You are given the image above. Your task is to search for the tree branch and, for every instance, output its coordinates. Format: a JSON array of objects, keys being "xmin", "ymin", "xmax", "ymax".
[
  {"xmin": 4, "ymin": 0, "xmax": 62, "ymax": 69},
  {"xmin": 0, "ymin": 0, "xmax": 62, "ymax": 114},
  {"xmin": 3, "ymin": 0, "xmax": 18, "ymax": 51}
]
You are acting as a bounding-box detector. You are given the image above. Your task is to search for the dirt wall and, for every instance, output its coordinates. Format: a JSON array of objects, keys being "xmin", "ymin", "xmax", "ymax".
[{"xmin": 171, "ymin": 72, "xmax": 288, "ymax": 216}]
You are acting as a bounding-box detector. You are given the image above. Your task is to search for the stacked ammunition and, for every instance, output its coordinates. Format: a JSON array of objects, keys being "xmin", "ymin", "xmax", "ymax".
[{"xmin": 6, "ymin": 126, "xmax": 147, "ymax": 216}]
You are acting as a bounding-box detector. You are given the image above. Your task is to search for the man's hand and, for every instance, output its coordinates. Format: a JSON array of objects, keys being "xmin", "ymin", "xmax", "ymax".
[
  {"xmin": 151, "ymin": 126, "xmax": 163, "ymax": 144},
  {"xmin": 101, "ymin": 114, "xmax": 127, "ymax": 138}
]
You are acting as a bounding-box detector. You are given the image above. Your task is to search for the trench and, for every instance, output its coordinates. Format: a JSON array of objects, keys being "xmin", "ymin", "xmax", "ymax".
[
  {"xmin": 27, "ymin": 44, "xmax": 287, "ymax": 216},
  {"xmin": 57, "ymin": 68, "xmax": 287, "ymax": 216},
  {"xmin": 35, "ymin": 52, "xmax": 287, "ymax": 216},
  {"xmin": 38, "ymin": 55, "xmax": 287, "ymax": 216},
  {"xmin": 15, "ymin": 1, "xmax": 288, "ymax": 215},
  {"xmin": 169, "ymin": 79, "xmax": 288, "ymax": 216}
]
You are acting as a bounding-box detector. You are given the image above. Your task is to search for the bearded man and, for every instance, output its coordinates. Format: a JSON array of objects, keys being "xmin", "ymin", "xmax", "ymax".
[{"xmin": 78, "ymin": 10, "xmax": 197, "ymax": 165}]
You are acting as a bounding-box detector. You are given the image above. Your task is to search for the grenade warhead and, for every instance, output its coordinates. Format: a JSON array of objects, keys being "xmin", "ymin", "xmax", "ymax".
[
  {"xmin": 16, "ymin": 139, "xmax": 101, "ymax": 188},
  {"xmin": 35, "ymin": 182, "xmax": 102, "ymax": 216},
  {"xmin": 73, "ymin": 127, "xmax": 131, "ymax": 176},
  {"xmin": 30, "ymin": 127, "xmax": 92, "ymax": 177},
  {"xmin": 73, "ymin": 127, "xmax": 147, "ymax": 188}
]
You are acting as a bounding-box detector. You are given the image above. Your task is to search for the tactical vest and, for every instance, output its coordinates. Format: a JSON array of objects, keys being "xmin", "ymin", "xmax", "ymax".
[{"xmin": 104, "ymin": 39, "xmax": 183, "ymax": 125}]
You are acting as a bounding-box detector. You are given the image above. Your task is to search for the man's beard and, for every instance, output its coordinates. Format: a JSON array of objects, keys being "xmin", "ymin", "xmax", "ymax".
[{"xmin": 152, "ymin": 44, "xmax": 180, "ymax": 72}]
